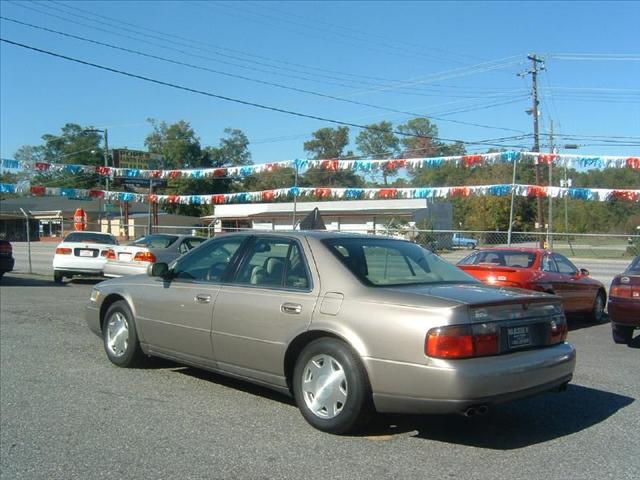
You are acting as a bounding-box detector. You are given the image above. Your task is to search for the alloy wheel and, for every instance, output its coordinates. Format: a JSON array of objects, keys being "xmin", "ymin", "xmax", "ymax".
[
  {"xmin": 106, "ymin": 312, "xmax": 129, "ymax": 357},
  {"xmin": 301, "ymin": 354, "xmax": 348, "ymax": 419}
]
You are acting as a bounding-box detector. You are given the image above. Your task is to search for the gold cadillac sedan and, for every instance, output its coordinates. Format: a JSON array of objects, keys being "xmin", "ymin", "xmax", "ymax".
[{"xmin": 86, "ymin": 232, "xmax": 576, "ymax": 434}]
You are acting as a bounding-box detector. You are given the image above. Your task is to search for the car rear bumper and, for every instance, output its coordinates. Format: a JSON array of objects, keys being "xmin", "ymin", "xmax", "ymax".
[
  {"xmin": 608, "ymin": 298, "xmax": 640, "ymax": 326},
  {"xmin": 53, "ymin": 256, "xmax": 106, "ymax": 275},
  {"xmin": 364, "ymin": 342, "xmax": 576, "ymax": 414},
  {"xmin": 103, "ymin": 262, "xmax": 147, "ymax": 278},
  {"xmin": 0, "ymin": 256, "xmax": 14, "ymax": 273}
]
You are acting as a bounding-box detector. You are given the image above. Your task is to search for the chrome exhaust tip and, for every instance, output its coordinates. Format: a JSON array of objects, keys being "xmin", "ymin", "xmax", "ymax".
[
  {"xmin": 463, "ymin": 407, "xmax": 477, "ymax": 417},
  {"xmin": 476, "ymin": 405, "xmax": 489, "ymax": 416}
]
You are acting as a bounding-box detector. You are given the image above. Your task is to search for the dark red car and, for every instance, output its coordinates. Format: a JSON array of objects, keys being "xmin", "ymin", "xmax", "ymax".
[
  {"xmin": 609, "ymin": 256, "xmax": 640, "ymax": 345},
  {"xmin": 458, "ymin": 248, "xmax": 606, "ymax": 322},
  {"xmin": 0, "ymin": 239, "xmax": 15, "ymax": 279}
]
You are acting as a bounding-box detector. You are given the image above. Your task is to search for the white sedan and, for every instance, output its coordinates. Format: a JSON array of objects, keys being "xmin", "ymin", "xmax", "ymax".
[{"xmin": 52, "ymin": 231, "xmax": 118, "ymax": 283}]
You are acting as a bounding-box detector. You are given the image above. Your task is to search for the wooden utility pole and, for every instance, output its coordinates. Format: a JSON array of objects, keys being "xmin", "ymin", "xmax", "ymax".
[
  {"xmin": 519, "ymin": 54, "xmax": 546, "ymax": 247},
  {"xmin": 548, "ymin": 119, "xmax": 554, "ymax": 249}
]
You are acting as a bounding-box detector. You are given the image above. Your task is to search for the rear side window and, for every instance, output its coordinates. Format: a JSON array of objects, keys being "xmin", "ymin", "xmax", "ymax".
[
  {"xmin": 459, "ymin": 250, "xmax": 535, "ymax": 268},
  {"xmin": 133, "ymin": 235, "xmax": 178, "ymax": 248},
  {"xmin": 325, "ymin": 237, "xmax": 476, "ymax": 287},
  {"xmin": 179, "ymin": 237, "xmax": 206, "ymax": 254},
  {"xmin": 234, "ymin": 237, "xmax": 310, "ymax": 289},
  {"xmin": 64, "ymin": 232, "xmax": 117, "ymax": 245}
]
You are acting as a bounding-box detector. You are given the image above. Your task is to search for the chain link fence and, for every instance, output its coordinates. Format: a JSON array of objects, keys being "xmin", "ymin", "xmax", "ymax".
[{"xmin": 5, "ymin": 216, "xmax": 638, "ymax": 259}]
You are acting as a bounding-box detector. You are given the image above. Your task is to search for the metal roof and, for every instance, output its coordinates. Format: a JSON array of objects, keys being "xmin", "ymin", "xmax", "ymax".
[{"xmin": 201, "ymin": 199, "xmax": 430, "ymax": 220}]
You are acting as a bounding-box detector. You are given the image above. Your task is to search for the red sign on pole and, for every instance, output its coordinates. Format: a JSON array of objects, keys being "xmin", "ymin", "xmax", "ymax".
[{"xmin": 73, "ymin": 208, "xmax": 87, "ymax": 231}]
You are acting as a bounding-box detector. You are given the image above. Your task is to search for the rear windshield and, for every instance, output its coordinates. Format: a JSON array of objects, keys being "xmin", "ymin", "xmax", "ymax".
[
  {"xmin": 63, "ymin": 232, "xmax": 117, "ymax": 245},
  {"xmin": 625, "ymin": 256, "xmax": 640, "ymax": 274},
  {"xmin": 323, "ymin": 237, "xmax": 477, "ymax": 287},
  {"xmin": 132, "ymin": 235, "xmax": 179, "ymax": 249},
  {"xmin": 458, "ymin": 250, "xmax": 536, "ymax": 268}
]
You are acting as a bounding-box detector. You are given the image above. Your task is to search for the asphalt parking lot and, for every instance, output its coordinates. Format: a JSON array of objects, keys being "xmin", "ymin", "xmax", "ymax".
[{"xmin": 1, "ymin": 272, "xmax": 638, "ymax": 480}]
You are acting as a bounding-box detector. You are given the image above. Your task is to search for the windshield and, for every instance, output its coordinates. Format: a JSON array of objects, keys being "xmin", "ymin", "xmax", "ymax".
[
  {"xmin": 323, "ymin": 237, "xmax": 478, "ymax": 287},
  {"xmin": 132, "ymin": 235, "xmax": 179, "ymax": 249},
  {"xmin": 458, "ymin": 250, "xmax": 536, "ymax": 268},
  {"xmin": 625, "ymin": 256, "xmax": 640, "ymax": 274},
  {"xmin": 63, "ymin": 232, "xmax": 117, "ymax": 245}
]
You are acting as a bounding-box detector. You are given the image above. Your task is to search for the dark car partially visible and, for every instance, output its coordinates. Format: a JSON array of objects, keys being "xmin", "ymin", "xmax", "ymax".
[
  {"xmin": 609, "ymin": 256, "xmax": 640, "ymax": 345},
  {"xmin": 0, "ymin": 240, "xmax": 15, "ymax": 278}
]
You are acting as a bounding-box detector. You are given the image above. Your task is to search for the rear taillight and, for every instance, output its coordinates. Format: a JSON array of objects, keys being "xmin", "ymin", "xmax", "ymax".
[
  {"xmin": 105, "ymin": 249, "xmax": 116, "ymax": 260},
  {"xmin": 426, "ymin": 323, "xmax": 499, "ymax": 359},
  {"xmin": 133, "ymin": 251, "xmax": 156, "ymax": 262},
  {"xmin": 549, "ymin": 315, "xmax": 568, "ymax": 344},
  {"xmin": 0, "ymin": 243, "xmax": 11, "ymax": 254},
  {"xmin": 610, "ymin": 285, "xmax": 640, "ymax": 299},
  {"xmin": 55, "ymin": 247, "xmax": 72, "ymax": 255}
]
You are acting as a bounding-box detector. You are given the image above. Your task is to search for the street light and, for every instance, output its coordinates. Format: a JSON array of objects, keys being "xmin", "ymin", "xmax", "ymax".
[{"xmin": 83, "ymin": 128, "xmax": 110, "ymax": 233}]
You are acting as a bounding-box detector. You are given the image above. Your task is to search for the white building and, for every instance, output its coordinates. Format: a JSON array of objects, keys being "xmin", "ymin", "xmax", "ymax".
[{"xmin": 201, "ymin": 199, "xmax": 452, "ymax": 235}]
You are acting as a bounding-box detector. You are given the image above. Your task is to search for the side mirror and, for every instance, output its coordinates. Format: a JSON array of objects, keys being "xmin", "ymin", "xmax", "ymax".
[
  {"xmin": 579, "ymin": 268, "xmax": 590, "ymax": 277},
  {"xmin": 148, "ymin": 262, "xmax": 169, "ymax": 278}
]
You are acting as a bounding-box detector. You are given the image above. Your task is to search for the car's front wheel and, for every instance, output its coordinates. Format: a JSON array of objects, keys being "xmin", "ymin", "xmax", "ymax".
[
  {"xmin": 103, "ymin": 300, "xmax": 145, "ymax": 367},
  {"xmin": 612, "ymin": 324, "xmax": 634, "ymax": 345},
  {"xmin": 293, "ymin": 338, "xmax": 373, "ymax": 434}
]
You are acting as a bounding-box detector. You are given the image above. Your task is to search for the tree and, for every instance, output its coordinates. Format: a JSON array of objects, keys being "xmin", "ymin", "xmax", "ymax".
[
  {"xmin": 12, "ymin": 123, "xmax": 104, "ymax": 189},
  {"xmin": 303, "ymin": 127, "xmax": 350, "ymax": 159},
  {"xmin": 397, "ymin": 117, "xmax": 465, "ymax": 158},
  {"xmin": 356, "ymin": 121, "xmax": 400, "ymax": 185},
  {"xmin": 301, "ymin": 126, "xmax": 363, "ymax": 187},
  {"xmin": 204, "ymin": 128, "xmax": 252, "ymax": 167},
  {"xmin": 160, "ymin": 127, "xmax": 252, "ymax": 216},
  {"xmin": 13, "ymin": 145, "xmax": 46, "ymax": 164},
  {"xmin": 144, "ymin": 119, "xmax": 202, "ymax": 168}
]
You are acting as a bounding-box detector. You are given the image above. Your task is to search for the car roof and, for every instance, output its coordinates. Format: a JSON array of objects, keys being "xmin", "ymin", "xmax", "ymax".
[
  {"xmin": 474, "ymin": 247, "xmax": 547, "ymax": 254},
  {"xmin": 66, "ymin": 231, "xmax": 114, "ymax": 235},
  {"xmin": 216, "ymin": 230, "xmax": 406, "ymax": 241}
]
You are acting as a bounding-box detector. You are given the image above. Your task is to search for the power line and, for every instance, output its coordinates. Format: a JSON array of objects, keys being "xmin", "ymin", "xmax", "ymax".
[
  {"xmin": 49, "ymin": 0, "xmax": 404, "ymax": 84},
  {"xmin": 14, "ymin": 0, "xmax": 526, "ymax": 103},
  {"xmin": 0, "ymin": 37, "xmax": 534, "ymax": 149},
  {"xmin": 548, "ymin": 53, "xmax": 640, "ymax": 61},
  {"xmin": 250, "ymin": 1, "xmax": 486, "ymax": 64},
  {"xmin": 0, "ymin": 16, "xmax": 527, "ymax": 134}
]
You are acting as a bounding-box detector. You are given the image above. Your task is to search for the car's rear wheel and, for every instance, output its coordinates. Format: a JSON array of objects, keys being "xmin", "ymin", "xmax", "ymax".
[
  {"xmin": 612, "ymin": 324, "xmax": 634, "ymax": 345},
  {"xmin": 589, "ymin": 290, "xmax": 606, "ymax": 323},
  {"xmin": 103, "ymin": 300, "xmax": 145, "ymax": 367},
  {"xmin": 293, "ymin": 338, "xmax": 373, "ymax": 434},
  {"xmin": 53, "ymin": 271, "xmax": 64, "ymax": 284},
  {"xmin": 466, "ymin": 242, "xmax": 475, "ymax": 249}
]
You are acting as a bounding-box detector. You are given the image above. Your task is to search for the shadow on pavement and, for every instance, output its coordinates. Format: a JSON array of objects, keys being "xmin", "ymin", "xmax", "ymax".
[
  {"xmin": 568, "ymin": 314, "xmax": 609, "ymax": 332},
  {"xmin": 170, "ymin": 367, "xmax": 632, "ymax": 449},
  {"xmin": 173, "ymin": 366, "xmax": 296, "ymax": 406},
  {"xmin": 0, "ymin": 275, "xmax": 59, "ymax": 287},
  {"xmin": 360, "ymin": 384, "xmax": 633, "ymax": 448},
  {"xmin": 0, "ymin": 274, "xmax": 102, "ymax": 287}
]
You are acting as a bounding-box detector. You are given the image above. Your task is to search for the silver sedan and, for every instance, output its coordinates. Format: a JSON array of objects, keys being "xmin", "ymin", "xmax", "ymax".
[
  {"xmin": 86, "ymin": 232, "xmax": 575, "ymax": 434},
  {"xmin": 103, "ymin": 234, "xmax": 205, "ymax": 278}
]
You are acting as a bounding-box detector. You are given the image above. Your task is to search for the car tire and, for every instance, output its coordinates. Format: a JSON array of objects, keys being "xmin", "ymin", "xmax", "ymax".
[
  {"xmin": 102, "ymin": 300, "xmax": 145, "ymax": 368},
  {"xmin": 53, "ymin": 271, "xmax": 64, "ymax": 284},
  {"xmin": 589, "ymin": 290, "xmax": 606, "ymax": 323},
  {"xmin": 466, "ymin": 242, "xmax": 475, "ymax": 249},
  {"xmin": 292, "ymin": 337, "xmax": 373, "ymax": 434},
  {"xmin": 612, "ymin": 324, "xmax": 634, "ymax": 345}
]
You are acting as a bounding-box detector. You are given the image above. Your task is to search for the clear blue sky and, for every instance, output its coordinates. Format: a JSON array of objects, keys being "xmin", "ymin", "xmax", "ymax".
[{"xmin": 1, "ymin": 0, "xmax": 639, "ymax": 164}]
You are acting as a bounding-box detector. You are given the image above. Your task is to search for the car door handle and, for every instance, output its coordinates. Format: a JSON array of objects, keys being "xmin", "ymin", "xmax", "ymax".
[
  {"xmin": 281, "ymin": 303, "xmax": 302, "ymax": 314},
  {"xmin": 195, "ymin": 294, "xmax": 212, "ymax": 304}
]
